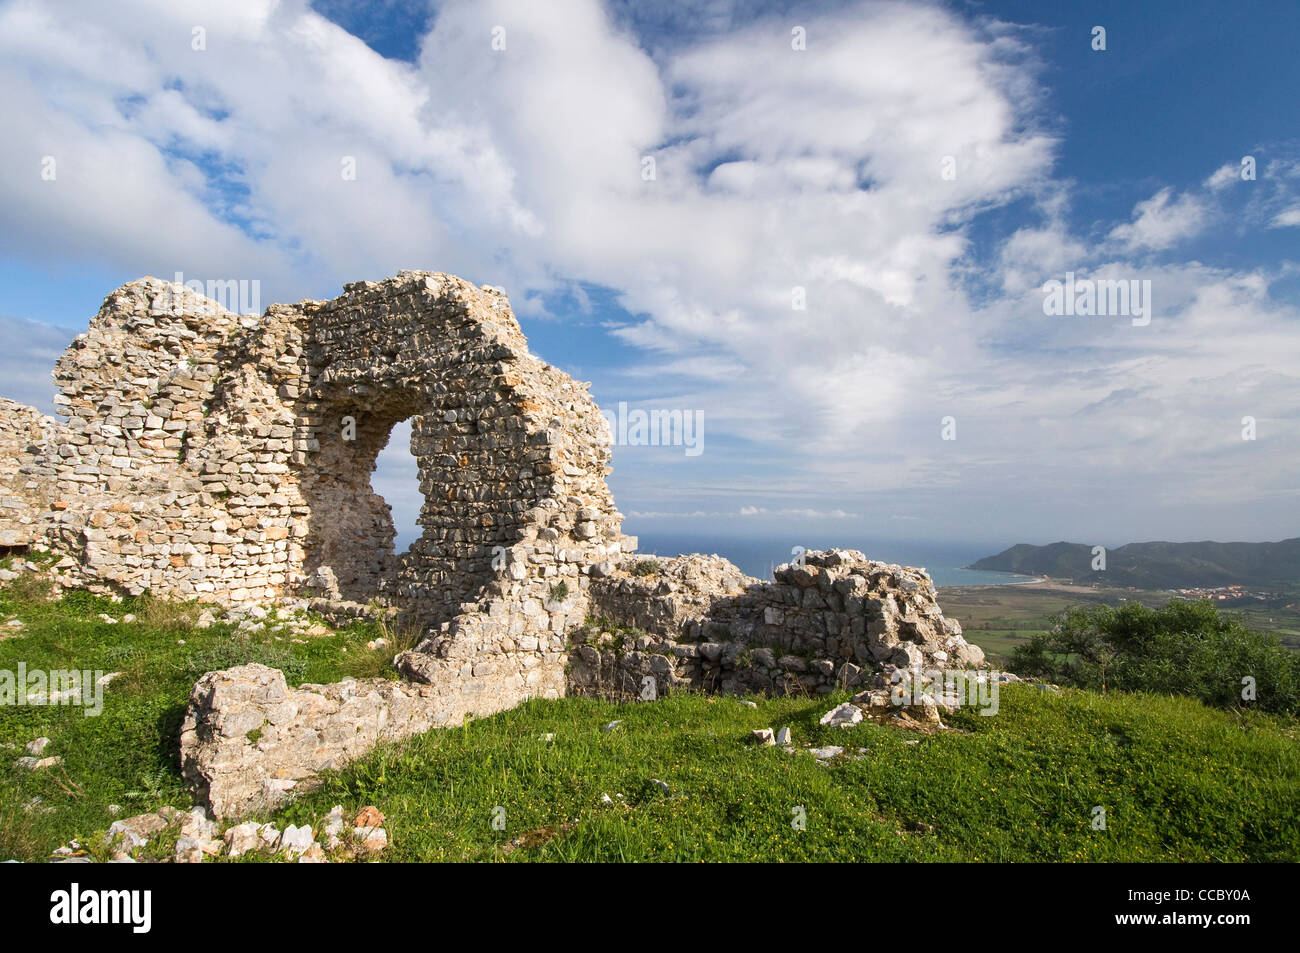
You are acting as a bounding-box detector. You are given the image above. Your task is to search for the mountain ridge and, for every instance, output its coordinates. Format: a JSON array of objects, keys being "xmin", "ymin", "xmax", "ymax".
[{"xmin": 967, "ymin": 537, "xmax": 1300, "ymax": 589}]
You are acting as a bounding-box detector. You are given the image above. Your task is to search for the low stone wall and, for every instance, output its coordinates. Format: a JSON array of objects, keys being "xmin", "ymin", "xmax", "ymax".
[
  {"xmin": 182, "ymin": 549, "xmax": 988, "ymax": 818},
  {"xmin": 180, "ymin": 664, "xmax": 451, "ymax": 819},
  {"xmin": 572, "ymin": 548, "xmax": 985, "ymax": 699}
]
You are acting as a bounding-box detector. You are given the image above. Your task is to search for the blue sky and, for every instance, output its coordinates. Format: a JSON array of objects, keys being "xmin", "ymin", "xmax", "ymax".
[{"xmin": 1, "ymin": 0, "xmax": 1297, "ymax": 551}]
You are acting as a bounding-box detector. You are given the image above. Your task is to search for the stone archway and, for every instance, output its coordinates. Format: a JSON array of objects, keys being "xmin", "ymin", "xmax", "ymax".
[
  {"xmin": 282, "ymin": 274, "xmax": 627, "ymax": 634},
  {"xmin": 296, "ymin": 397, "xmax": 419, "ymax": 604},
  {"xmin": 34, "ymin": 271, "xmax": 630, "ymax": 695}
]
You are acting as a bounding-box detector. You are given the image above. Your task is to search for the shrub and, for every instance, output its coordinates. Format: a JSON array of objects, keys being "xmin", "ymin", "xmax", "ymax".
[
  {"xmin": 173, "ymin": 643, "xmax": 305, "ymax": 684},
  {"xmin": 1010, "ymin": 598, "xmax": 1300, "ymax": 713},
  {"xmin": 137, "ymin": 594, "xmax": 202, "ymax": 634}
]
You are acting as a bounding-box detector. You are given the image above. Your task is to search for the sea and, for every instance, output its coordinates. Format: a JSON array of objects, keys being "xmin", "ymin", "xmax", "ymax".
[
  {"xmin": 626, "ymin": 533, "xmax": 1039, "ymax": 588},
  {"xmin": 388, "ymin": 525, "xmax": 1036, "ymax": 588}
]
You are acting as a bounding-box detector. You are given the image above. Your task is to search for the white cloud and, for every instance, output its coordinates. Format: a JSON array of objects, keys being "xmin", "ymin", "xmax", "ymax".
[
  {"xmin": 0, "ymin": 315, "xmax": 78, "ymax": 413},
  {"xmin": 1204, "ymin": 162, "xmax": 1242, "ymax": 191},
  {"xmin": 0, "ymin": 0, "xmax": 1296, "ymax": 542},
  {"xmin": 1269, "ymin": 206, "xmax": 1300, "ymax": 228},
  {"xmin": 1108, "ymin": 187, "xmax": 1207, "ymax": 252},
  {"xmin": 998, "ymin": 217, "xmax": 1087, "ymax": 295},
  {"xmin": 370, "ymin": 418, "xmax": 423, "ymax": 546}
]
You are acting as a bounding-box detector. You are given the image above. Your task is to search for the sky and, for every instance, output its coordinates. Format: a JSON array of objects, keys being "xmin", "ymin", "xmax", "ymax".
[{"xmin": 1, "ymin": 0, "xmax": 1297, "ymax": 552}]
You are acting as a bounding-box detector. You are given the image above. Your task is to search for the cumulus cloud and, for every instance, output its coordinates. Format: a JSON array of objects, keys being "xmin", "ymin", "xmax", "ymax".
[
  {"xmin": 1108, "ymin": 187, "xmax": 1207, "ymax": 252},
  {"xmin": 0, "ymin": 0, "xmax": 1296, "ymax": 542},
  {"xmin": 1204, "ymin": 161, "xmax": 1243, "ymax": 191}
]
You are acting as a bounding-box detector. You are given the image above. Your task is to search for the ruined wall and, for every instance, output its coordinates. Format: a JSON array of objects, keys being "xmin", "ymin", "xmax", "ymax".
[
  {"xmin": 572, "ymin": 549, "xmax": 985, "ymax": 699},
  {"xmin": 29, "ymin": 272, "xmax": 621, "ymax": 592},
  {"xmin": 5, "ymin": 272, "xmax": 629, "ymax": 723},
  {"xmin": 42, "ymin": 279, "xmax": 245, "ymax": 593},
  {"xmin": 181, "ymin": 548, "xmax": 990, "ymax": 818},
  {"xmin": 180, "ymin": 663, "xmax": 456, "ymax": 819},
  {"xmin": 0, "ymin": 398, "xmax": 60, "ymax": 547}
]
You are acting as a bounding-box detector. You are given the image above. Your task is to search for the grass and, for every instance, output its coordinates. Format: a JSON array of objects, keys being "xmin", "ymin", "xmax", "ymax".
[
  {"xmin": 1, "ymin": 562, "xmax": 1298, "ymax": 862},
  {"xmin": 0, "ymin": 560, "xmax": 397, "ymax": 862},
  {"xmin": 272, "ymin": 687, "xmax": 1299, "ymax": 862}
]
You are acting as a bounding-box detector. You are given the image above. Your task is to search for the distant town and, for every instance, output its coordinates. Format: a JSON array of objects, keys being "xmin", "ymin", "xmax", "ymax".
[{"xmin": 1173, "ymin": 585, "xmax": 1288, "ymax": 603}]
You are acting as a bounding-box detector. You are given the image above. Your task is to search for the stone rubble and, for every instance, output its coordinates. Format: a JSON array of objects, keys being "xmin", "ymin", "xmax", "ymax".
[
  {"xmin": 323, "ymin": 806, "xmax": 345, "ymax": 849},
  {"xmin": 820, "ymin": 703, "xmax": 864, "ymax": 727},
  {"xmin": 15, "ymin": 756, "xmax": 62, "ymax": 770},
  {"xmin": 85, "ymin": 802, "xmax": 381, "ymax": 863},
  {"xmin": 808, "ymin": 746, "xmax": 844, "ymax": 761},
  {"xmin": 354, "ymin": 806, "xmax": 384, "ymax": 829},
  {"xmin": 279, "ymin": 824, "xmax": 314, "ymax": 857},
  {"xmin": 223, "ymin": 821, "xmax": 263, "ymax": 859},
  {"xmin": 352, "ymin": 827, "xmax": 388, "ymax": 853}
]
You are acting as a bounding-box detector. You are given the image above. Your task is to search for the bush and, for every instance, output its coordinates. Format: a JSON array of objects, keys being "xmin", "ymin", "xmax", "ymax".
[
  {"xmin": 173, "ymin": 643, "xmax": 306, "ymax": 684},
  {"xmin": 1010, "ymin": 598, "xmax": 1300, "ymax": 713}
]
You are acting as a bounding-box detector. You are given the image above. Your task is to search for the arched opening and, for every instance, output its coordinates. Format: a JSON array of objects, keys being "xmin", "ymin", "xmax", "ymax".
[
  {"xmin": 280, "ymin": 271, "xmax": 622, "ymax": 642},
  {"xmin": 371, "ymin": 418, "xmax": 423, "ymax": 555},
  {"xmin": 294, "ymin": 384, "xmax": 533, "ymax": 628},
  {"xmin": 297, "ymin": 397, "xmax": 420, "ymax": 605}
]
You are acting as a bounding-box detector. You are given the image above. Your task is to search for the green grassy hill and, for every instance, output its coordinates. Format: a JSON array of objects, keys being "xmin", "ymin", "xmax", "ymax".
[
  {"xmin": 968, "ymin": 537, "xmax": 1300, "ymax": 589},
  {"xmin": 2, "ymin": 561, "xmax": 1297, "ymax": 863},
  {"xmin": 270, "ymin": 688, "xmax": 1299, "ymax": 862}
]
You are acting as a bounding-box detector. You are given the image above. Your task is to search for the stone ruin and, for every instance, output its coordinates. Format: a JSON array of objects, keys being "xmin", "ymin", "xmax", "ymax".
[
  {"xmin": 0, "ymin": 397, "xmax": 59, "ymax": 547},
  {"xmin": 0, "ymin": 272, "xmax": 988, "ymax": 818}
]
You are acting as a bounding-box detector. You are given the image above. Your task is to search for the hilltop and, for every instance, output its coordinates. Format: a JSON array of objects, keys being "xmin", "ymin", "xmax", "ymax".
[
  {"xmin": 1, "ymin": 576, "xmax": 1296, "ymax": 862},
  {"xmin": 968, "ymin": 538, "xmax": 1300, "ymax": 590}
]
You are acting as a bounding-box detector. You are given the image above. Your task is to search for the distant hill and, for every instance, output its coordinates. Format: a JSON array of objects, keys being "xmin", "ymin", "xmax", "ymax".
[{"xmin": 967, "ymin": 538, "xmax": 1300, "ymax": 590}]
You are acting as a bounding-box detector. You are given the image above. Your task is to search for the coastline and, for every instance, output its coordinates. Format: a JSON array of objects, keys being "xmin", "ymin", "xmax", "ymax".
[
  {"xmin": 938, "ymin": 569, "xmax": 1045, "ymax": 589},
  {"xmin": 943, "ymin": 575, "xmax": 1117, "ymax": 594}
]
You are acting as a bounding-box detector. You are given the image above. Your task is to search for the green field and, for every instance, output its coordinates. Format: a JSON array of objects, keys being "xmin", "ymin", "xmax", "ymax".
[
  {"xmin": 2, "ymin": 562, "xmax": 1298, "ymax": 863},
  {"xmin": 940, "ymin": 583, "xmax": 1300, "ymax": 664},
  {"xmin": 1232, "ymin": 604, "xmax": 1300, "ymax": 650}
]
